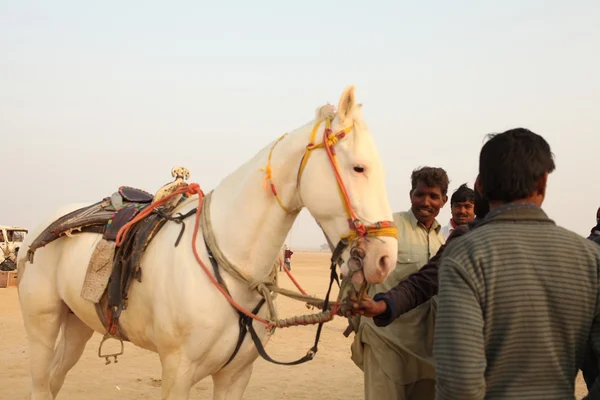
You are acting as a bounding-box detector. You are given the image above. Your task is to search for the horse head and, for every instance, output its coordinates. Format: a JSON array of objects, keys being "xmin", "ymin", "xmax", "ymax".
[{"xmin": 295, "ymin": 86, "xmax": 398, "ymax": 286}]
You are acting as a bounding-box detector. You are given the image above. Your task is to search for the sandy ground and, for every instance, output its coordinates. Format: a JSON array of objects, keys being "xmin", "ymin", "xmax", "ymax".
[{"xmin": 0, "ymin": 251, "xmax": 588, "ymax": 399}]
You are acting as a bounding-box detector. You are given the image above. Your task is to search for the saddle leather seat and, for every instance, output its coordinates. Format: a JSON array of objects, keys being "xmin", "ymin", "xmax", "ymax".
[
  {"xmin": 118, "ymin": 186, "xmax": 154, "ymax": 203},
  {"xmin": 27, "ymin": 186, "xmax": 155, "ymax": 259}
]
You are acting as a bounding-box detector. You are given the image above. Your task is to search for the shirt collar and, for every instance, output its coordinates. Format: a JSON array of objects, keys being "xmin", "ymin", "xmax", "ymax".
[
  {"xmin": 449, "ymin": 218, "xmax": 459, "ymax": 229},
  {"xmin": 481, "ymin": 202, "xmax": 553, "ymax": 225}
]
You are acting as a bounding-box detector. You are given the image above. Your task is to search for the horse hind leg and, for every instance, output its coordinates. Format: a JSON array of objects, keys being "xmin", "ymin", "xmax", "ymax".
[
  {"xmin": 49, "ymin": 312, "xmax": 94, "ymax": 397},
  {"xmin": 19, "ymin": 291, "xmax": 67, "ymax": 400}
]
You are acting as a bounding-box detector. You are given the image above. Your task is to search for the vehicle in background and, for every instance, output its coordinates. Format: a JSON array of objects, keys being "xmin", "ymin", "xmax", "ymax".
[{"xmin": 0, "ymin": 225, "xmax": 28, "ymax": 271}]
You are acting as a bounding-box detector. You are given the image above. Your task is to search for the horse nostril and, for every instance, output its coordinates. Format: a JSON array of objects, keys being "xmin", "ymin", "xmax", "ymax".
[{"xmin": 378, "ymin": 255, "xmax": 391, "ymax": 271}]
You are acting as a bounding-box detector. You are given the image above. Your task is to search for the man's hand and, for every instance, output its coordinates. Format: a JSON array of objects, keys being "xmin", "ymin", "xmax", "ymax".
[{"xmin": 349, "ymin": 298, "xmax": 387, "ymax": 317}]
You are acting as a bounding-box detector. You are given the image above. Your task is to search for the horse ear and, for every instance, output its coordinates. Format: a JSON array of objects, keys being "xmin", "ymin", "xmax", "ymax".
[{"xmin": 337, "ymin": 85, "xmax": 356, "ymax": 124}]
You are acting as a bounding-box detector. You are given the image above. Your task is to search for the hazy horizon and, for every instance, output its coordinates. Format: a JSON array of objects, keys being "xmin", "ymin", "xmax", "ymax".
[{"xmin": 2, "ymin": 1, "xmax": 599, "ymax": 249}]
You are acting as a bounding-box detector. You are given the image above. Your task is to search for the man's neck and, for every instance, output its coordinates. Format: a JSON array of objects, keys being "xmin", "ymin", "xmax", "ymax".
[
  {"xmin": 489, "ymin": 196, "xmax": 542, "ymax": 211},
  {"xmin": 420, "ymin": 219, "xmax": 435, "ymax": 230}
]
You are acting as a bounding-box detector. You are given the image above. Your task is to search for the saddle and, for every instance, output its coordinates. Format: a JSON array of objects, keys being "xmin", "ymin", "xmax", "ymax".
[
  {"xmin": 27, "ymin": 186, "xmax": 155, "ymax": 258},
  {"xmin": 26, "ymin": 183, "xmax": 193, "ymax": 346}
]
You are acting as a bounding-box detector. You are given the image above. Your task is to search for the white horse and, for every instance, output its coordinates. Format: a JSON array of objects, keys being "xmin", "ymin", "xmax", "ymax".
[{"xmin": 17, "ymin": 85, "xmax": 398, "ymax": 400}]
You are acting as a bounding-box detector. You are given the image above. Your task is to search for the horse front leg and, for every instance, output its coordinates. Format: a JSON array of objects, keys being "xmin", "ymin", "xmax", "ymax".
[
  {"xmin": 212, "ymin": 363, "xmax": 254, "ymax": 400},
  {"xmin": 159, "ymin": 351, "xmax": 195, "ymax": 400}
]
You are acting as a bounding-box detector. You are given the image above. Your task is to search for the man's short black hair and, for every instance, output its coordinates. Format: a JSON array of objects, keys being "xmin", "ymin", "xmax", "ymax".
[
  {"xmin": 450, "ymin": 183, "xmax": 475, "ymax": 206},
  {"xmin": 411, "ymin": 166, "xmax": 449, "ymax": 196},
  {"xmin": 479, "ymin": 128, "xmax": 555, "ymax": 203}
]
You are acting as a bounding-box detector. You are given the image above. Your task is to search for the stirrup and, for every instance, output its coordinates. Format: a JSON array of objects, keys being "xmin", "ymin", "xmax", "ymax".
[{"xmin": 98, "ymin": 333, "xmax": 124, "ymax": 365}]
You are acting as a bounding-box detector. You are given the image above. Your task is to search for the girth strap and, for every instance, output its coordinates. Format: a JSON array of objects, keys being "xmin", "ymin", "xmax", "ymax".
[
  {"xmin": 222, "ymin": 239, "xmax": 345, "ymax": 367},
  {"xmin": 223, "ymin": 299, "xmax": 266, "ymax": 368}
]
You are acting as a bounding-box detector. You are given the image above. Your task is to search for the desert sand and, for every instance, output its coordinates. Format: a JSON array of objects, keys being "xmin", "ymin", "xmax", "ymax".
[{"xmin": 0, "ymin": 252, "xmax": 587, "ymax": 399}]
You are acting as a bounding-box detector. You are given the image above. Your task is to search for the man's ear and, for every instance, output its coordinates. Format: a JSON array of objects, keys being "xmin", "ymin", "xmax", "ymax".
[
  {"xmin": 536, "ymin": 172, "xmax": 549, "ymax": 197},
  {"xmin": 474, "ymin": 174, "xmax": 483, "ymax": 196},
  {"xmin": 442, "ymin": 195, "xmax": 448, "ymax": 207}
]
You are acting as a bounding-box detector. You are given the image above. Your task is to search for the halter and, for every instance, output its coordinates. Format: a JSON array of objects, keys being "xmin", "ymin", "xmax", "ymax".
[{"xmin": 262, "ymin": 115, "xmax": 398, "ymax": 245}]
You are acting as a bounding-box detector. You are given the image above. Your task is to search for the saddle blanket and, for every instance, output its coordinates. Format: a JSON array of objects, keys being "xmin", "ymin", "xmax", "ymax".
[{"xmin": 81, "ymin": 239, "xmax": 115, "ymax": 303}]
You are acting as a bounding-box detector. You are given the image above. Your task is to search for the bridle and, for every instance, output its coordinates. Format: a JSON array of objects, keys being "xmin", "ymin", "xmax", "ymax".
[{"xmin": 262, "ymin": 113, "xmax": 398, "ymax": 262}]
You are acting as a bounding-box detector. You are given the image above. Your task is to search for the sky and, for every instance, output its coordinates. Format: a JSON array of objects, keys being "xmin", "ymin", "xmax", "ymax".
[{"xmin": 1, "ymin": 0, "xmax": 599, "ymax": 249}]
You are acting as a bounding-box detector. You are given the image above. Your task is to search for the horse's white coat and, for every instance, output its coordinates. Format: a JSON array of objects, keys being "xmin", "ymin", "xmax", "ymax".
[{"xmin": 17, "ymin": 85, "xmax": 398, "ymax": 399}]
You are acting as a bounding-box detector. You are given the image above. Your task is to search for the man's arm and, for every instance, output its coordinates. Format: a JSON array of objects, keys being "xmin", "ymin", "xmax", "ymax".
[
  {"xmin": 583, "ymin": 267, "xmax": 600, "ymax": 400},
  {"xmin": 434, "ymin": 257, "xmax": 486, "ymax": 400},
  {"xmin": 360, "ymin": 223, "xmax": 473, "ymax": 327},
  {"xmin": 370, "ymin": 251, "xmax": 441, "ymax": 326},
  {"xmin": 589, "ymin": 234, "xmax": 600, "ymax": 246}
]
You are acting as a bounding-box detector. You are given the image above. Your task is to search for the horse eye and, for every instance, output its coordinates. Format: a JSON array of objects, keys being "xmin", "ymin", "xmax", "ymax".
[{"xmin": 353, "ymin": 165, "xmax": 365, "ymax": 173}]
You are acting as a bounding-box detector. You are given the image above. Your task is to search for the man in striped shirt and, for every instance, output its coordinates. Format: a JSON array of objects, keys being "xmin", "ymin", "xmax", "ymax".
[{"xmin": 433, "ymin": 128, "xmax": 600, "ymax": 399}]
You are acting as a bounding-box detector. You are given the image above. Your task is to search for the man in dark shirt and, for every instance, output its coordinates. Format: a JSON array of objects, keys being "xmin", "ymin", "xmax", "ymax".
[
  {"xmin": 588, "ymin": 207, "xmax": 600, "ymax": 245},
  {"xmin": 350, "ymin": 188, "xmax": 489, "ymax": 326},
  {"xmin": 583, "ymin": 207, "xmax": 600, "ymax": 390}
]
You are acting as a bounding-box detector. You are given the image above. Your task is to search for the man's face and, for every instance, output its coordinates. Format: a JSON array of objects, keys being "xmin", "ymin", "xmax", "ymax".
[
  {"xmin": 410, "ymin": 180, "xmax": 447, "ymax": 226},
  {"xmin": 451, "ymin": 201, "xmax": 475, "ymax": 225}
]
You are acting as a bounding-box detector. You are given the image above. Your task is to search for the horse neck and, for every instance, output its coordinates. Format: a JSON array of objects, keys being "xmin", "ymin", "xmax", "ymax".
[{"xmin": 207, "ymin": 122, "xmax": 317, "ymax": 280}]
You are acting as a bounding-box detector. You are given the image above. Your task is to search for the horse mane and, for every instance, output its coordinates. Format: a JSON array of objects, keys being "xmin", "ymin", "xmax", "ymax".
[
  {"xmin": 314, "ymin": 104, "xmax": 336, "ymax": 121},
  {"xmin": 313, "ymin": 103, "xmax": 366, "ymax": 149}
]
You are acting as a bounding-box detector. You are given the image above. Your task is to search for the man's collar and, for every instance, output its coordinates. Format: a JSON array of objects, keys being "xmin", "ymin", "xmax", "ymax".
[
  {"xmin": 408, "ymin": 208, "xmax": 441, "ymax": 233},
  {"xmin": 481, "ymin": 202, "xmax": 553, "ymax": 225}
]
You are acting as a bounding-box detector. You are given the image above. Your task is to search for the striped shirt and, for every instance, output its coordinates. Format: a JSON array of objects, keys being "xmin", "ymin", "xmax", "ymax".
[{"xmin": 434, "ymin": 203, "xmax": 600, "ymax": 400}]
